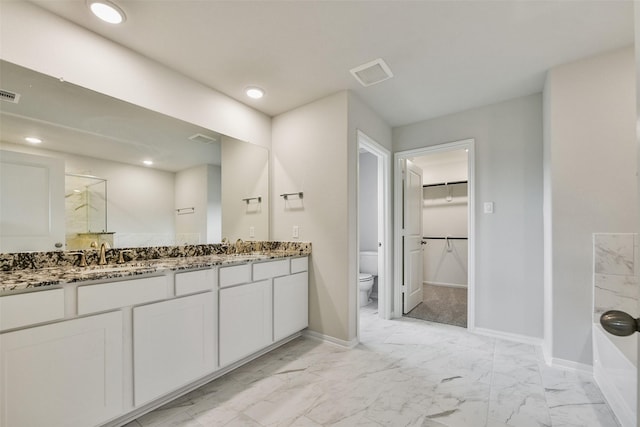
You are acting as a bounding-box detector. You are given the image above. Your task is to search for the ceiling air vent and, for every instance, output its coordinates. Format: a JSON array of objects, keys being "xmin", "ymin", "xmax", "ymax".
[
  {"xmin": 188, "ymin": 133, "xmax": 217, "ymax": 144},
  {"xmin": 350, "ymin": 58, "xmax": 394, "ymax": 87},
  {"xmin": 0, "ymin": 89, "xmax": 21, "ymax": 104}
]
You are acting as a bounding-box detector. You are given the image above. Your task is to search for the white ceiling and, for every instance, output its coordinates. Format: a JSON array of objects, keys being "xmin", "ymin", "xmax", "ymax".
[{"xmin": 31, "ymin": 0, "xmax": 634, "ymax": 127}]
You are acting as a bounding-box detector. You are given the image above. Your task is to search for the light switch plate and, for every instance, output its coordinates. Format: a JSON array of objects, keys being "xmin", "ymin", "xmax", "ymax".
[
  {"xmin": 249, "ymin": 226, "xmax": 255, "ymax": 238},
  {"xmin": 484, "ymin": 202, "xmax": 494, "ymax": 214},
  {"xmin": 293, "ymin": 225, "xmax": 299, "ymax": 238}
]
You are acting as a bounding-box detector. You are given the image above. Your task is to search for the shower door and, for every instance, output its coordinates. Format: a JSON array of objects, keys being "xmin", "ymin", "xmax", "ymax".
[{"xmin": 0, "ymin": 150, "xmax": 65, "ymax": 252}]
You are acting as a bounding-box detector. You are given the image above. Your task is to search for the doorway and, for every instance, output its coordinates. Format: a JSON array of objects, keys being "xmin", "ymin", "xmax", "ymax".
[
  {"xmin": 357, "ymin": 131, "xmax": 392, "ymax": 335},
  {"xmin": 394, "ymin": 139, "xmax": 475, "ymax": 329}
]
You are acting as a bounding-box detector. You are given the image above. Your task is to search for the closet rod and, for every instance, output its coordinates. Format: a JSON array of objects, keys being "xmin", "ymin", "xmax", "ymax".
[
  {"xmin": 422, "ymin": 180, "xmax": 467, "ymax": 188},
  {"xmin": 422, "ymin": 236, "xmax": 468, "ymax": 240}
]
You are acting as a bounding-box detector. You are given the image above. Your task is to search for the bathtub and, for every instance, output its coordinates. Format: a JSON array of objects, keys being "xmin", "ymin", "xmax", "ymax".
[{"xmin": 593, "ymin": 323, "xmax": 637, "ymax": 427}]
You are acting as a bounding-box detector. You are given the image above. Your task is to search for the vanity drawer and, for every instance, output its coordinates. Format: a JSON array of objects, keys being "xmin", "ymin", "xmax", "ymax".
[
  {"xmin": 253, "ymin": 259, "xmax": 290, "ymax": 281},
  {"xmin": 0, "ymin": 288, "xmax": 65, "ymax": 331},
  {"xmin": 175, "ymin": 268, "xmax": 216, "ymax": 296},
  {"xmin": 219, "ymin": 264, "xmax": 251, "ymax": 288},
  {"xmin": 78, "ymin": 276, "xmax": 168, "ymax": 315},
  {"xmin": 291, "ymin": 257, "xmax": 308, "ymax": 274}
]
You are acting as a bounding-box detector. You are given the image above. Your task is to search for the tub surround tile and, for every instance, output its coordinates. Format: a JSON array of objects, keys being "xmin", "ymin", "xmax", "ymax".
[
  {"xmin": 594, "ymin": 234, "xmax": 635, "ymax": 276},
  {"xmin": 593, "ymin": 233, "xmax": 638, "ymax": 327},
  {"xmin": 594, "ymin": 273, "xmax": 638, "ymax": 322}
]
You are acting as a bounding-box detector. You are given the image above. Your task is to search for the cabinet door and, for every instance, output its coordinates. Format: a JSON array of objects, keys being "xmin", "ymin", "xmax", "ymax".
[
  {"xmin": 133, "ymin": 292, "xmax": 215, "ymax": 406},
  {"xmin": 0, "ymin": 311, "xmax": 123, "ymax": 427},
  {"xmin": 219, "ymin": 280, "xmax": 272, "ymax": 366},
  {"xmin": 0, "ymin": 150, "xmax": 65, "ymax": 252},
  {"xmin": 274, "ymin": 271, "xmax": 309, "ymax": 341}
]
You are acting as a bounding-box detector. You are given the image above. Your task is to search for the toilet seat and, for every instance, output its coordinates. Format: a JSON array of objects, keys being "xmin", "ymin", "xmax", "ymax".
[{"xmin": 359, "ymin": 273, "xmax": 373, "ymax": 282}]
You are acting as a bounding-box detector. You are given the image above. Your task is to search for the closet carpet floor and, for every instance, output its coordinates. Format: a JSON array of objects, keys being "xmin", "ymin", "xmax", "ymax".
[{"xmin": 405, "ymin": 284, "xmax": 467, "ymax": 327}]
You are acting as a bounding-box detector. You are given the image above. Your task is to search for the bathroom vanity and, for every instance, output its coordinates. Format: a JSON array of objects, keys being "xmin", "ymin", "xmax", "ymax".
[{"xmin": 0, "ymin": 245, "xmax": 309, "ymax": 427}]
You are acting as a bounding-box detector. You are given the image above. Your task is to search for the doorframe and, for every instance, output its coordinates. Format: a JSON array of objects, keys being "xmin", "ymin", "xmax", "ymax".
[
  {"xmin": 393, "ymin": 138, "xmax": 476, "ymax": 330},
  {"xmin": 357, "ymin": 130, "xmax": 393, "ymax": 326}
]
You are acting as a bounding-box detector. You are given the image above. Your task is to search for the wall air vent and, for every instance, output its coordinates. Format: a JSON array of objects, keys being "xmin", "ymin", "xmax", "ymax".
[
  {"xmin": 0, "ymin": 89, "xmax": 21, "ymax": 104},
  {"xmin": 188, "ymin": 133, "xmax": 218, "ymax": 144},
  {"xmin": 350, "ymin": 58, "xmax": 394, "ymax": 87}
]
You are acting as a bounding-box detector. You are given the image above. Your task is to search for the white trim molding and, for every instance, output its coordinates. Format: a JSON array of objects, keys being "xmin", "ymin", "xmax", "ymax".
[
  {"xmin": 303, "ymin": 330, "xmax": 360, "ymax": 349},
  {"xmin": 473, "ymin": 327, "xmax": 544, "ymax": 347},
  {"xmin": 393, "ymin": 138, "xmax": 475, "ymax": 330},
  {"xmin": 357, "ymin": 130, "xmax": 393, "ymax": 324}
]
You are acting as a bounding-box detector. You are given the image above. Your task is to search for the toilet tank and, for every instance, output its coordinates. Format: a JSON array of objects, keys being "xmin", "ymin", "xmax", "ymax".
[{"xmin": 359, "ymin": 251, "xmax": 378, "ymax": 275}]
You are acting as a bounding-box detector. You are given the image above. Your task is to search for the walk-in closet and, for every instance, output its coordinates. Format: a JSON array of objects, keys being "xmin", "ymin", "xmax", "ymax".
[{"xmin": 406, "ymin": 149, "xmax": 469, "ymax": 327}]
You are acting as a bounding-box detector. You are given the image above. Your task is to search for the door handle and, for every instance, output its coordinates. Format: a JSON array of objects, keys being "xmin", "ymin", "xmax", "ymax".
[{"xmin": 600, "ymin": 310, "xmax": 640, "ymax": 336}]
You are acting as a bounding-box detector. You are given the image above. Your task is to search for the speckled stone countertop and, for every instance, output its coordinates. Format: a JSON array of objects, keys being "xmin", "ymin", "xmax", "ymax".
[{"xmin": 0, "ymin": 242, "xmax": 310, "ymax": 294}]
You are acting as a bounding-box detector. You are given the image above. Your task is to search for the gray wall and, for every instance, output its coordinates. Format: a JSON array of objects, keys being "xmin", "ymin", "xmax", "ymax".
[
  {"xmin": 394, "ymin": 93, "xmax": 544, "ymax": 339},
  {"xmin": 544, "ymin": 47, "xmax": 637, "ymax": 365},
  {"xmin": 272, "ymin": 91, "xmax": 391, "ymax": 343}
]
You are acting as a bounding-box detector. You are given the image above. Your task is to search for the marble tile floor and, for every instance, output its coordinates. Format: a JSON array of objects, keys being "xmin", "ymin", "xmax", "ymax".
[{"xmin": 125, "ymin": 304, "xmax": 620, "ymax": 427}]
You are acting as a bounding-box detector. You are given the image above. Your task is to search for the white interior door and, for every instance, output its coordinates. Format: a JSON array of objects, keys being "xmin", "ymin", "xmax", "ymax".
[
  {"xmin": 0, "ymin": 150, "xmax": 65, "ymax": 252},
  {"xmin": 403, "ymin": 159, "xmax": 424, "ymax": 314}
]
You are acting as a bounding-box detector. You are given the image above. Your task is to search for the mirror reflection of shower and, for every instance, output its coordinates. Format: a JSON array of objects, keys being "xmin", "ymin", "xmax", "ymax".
[{"xmin": 65, "ymin": 173, "xmax": 112, "ymax": 250}]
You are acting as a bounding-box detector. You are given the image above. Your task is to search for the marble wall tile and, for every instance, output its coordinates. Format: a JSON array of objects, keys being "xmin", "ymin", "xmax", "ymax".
[
  {"xmin": 594, "ymin": 273, "xmax": 638, "ymax": 322},
  {"xmin": 594, "ymin": 233, "xmax": 635, "ymax": 276},
  {"xmin": 593, "ymin": 233, "xmax": 638, "ymax": 337}
]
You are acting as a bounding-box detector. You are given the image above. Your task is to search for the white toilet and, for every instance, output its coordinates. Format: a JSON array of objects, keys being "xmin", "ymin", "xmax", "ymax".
[{"xmin": 359, "ymin": 251, "xmax": 378, "ymax": 306}]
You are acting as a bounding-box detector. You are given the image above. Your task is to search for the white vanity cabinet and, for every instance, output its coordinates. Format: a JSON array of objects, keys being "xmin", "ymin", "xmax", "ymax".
[
  {"xmin": 218, "ymin": 257, "xmax": 309, "ymax": 367},
  {"xmin": 133, "ymin": 290, "xmax": 216, "ymax": 406},
  {"xmin": 219, "ymin": 279, "xmax": 273, "ymax": 366},
  {"xmin": 0, "ymin": 311, "xmax": 123, "ymax": 427},
  {"xmin": 0, "ymin": 254, "xmax": 309, "ymax": 427},
  {"xmin": 274, "ymin": 271, "xmax": 309, "ymax": 341}
]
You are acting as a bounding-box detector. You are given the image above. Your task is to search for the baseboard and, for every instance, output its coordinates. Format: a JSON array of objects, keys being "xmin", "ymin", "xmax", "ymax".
[
  {"xmin": 472, "ymin": 327, "xmax": 544, "ymax": 347},
  {"xmin": 547, "ymin": 357, "xmax": 593, "ymax": 375},
  {"xmin": 424, "ymin": 281, "xmax": 467, "ymax": 289},
  {"xmin": 302, "ymin": 329, "xmax": 359, "ymax": 349}
]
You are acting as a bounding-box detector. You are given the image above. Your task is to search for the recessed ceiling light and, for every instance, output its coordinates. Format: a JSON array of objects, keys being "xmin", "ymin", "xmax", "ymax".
[
  {"xmin": 245, "ymin": 87, "xmax": 265, "ymax": 99},
  {"xmin": 143, "ymin": 160, "xmax": 153, "ymax": 166},
  {"xmin": 25, "ymin": 137, "xmax": 42, "ymax": 144},
  {"xmin": 88, "ymin": 0, "xmax": 126, "ymax": 24}
]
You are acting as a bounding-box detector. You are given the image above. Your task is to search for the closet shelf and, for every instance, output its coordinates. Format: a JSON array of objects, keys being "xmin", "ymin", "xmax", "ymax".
[{"xmin": 422, "ymin": 180, "xmax": 467, "ymax": 188}]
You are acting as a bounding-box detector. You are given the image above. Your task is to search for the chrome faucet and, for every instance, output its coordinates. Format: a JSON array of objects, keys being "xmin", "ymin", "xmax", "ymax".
[{"xmin": 98, "ymin": 242, "xmax": 110, "ymax": 265}]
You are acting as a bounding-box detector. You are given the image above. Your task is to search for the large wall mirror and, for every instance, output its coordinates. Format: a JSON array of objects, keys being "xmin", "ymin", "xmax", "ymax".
[{"xmin": 0, "ymin": 60, "xmax": 269, "ymax": 252}]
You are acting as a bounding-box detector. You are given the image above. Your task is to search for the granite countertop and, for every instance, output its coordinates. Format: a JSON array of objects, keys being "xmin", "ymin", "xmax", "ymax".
[{"xmin": 0, "ymin": 251, "xmax": 306, "ymax": 294}]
